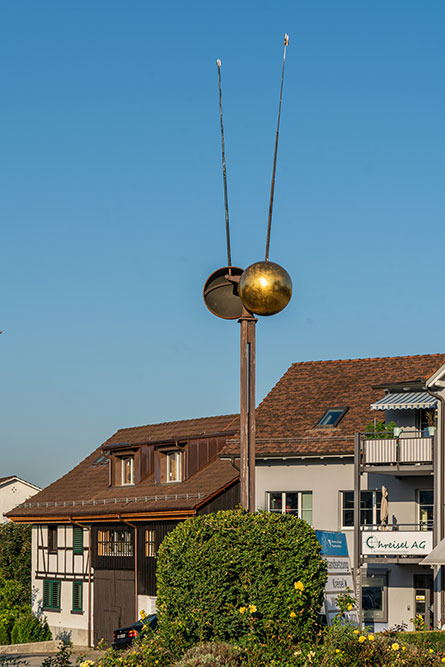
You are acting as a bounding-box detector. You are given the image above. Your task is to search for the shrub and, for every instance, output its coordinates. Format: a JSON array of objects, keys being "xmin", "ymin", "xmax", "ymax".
[
  {"xmin": 10, "ymin": 611, "xmax": 52, "ymax": 644},
  {"xmin": 0, "ymin": 576, "xmax": 29, "ymax": 645},
  {"xmin": 173, "ymin": 642, "xmax": 243, "ymax": 667},
  {"xmin": 0, "ymin": 524, "xmax": 32, "ymax": 592},
  {"xmin": 316, "ymin": 624, "xmax": 445, "ymax": 667},
  {"xmin": 156, "ymin": 509, "xmax": 327, "ymax": 657}
]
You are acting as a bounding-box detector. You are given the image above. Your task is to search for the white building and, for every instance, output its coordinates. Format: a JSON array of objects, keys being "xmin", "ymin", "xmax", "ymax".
[
  {"xmin": 0, "ymin": 476, "xmax": 40, "ymax": 522},
  {"xmin": 7, "ymin": 415, "xmax": 240, "ymax": 646},
  {"xmin": 224, "ymin": 353, "xmax": 445, "ymax": 630}
]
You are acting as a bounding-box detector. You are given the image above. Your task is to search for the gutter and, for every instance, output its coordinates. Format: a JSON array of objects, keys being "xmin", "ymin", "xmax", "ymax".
[
  {"xmin": 425, "ymin": 386, "xmax": 445, "ymax": 625},
  {"xmin": 70, "ymin": 518, "xmax": 92, "ymax": 648}
]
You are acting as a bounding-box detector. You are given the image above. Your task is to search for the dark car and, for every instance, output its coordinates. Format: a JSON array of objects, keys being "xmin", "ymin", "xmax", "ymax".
[{"xmin": 112, "ymin": 614, "xmax": 157, "ymax": 650}]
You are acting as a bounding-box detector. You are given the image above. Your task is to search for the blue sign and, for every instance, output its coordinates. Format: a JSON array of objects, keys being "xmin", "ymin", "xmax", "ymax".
[{"xmin": 316, "ymin": 530, "xmax": 349, "ymax": 557}]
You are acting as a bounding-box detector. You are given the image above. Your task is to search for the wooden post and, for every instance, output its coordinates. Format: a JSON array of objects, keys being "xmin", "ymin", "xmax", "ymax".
[
  {"xmin": 248, "ymin": 319, "xmax": 256, "ymax": 513},
  {"xmin": 239, "ymin": 311, "xmax": 257, "ymax": 512}
]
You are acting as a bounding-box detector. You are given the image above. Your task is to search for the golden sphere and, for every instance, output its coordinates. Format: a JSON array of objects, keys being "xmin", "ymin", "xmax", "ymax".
[{"xmin": 239, "ymin": 261, "xmax": 292, "ymax": 316}]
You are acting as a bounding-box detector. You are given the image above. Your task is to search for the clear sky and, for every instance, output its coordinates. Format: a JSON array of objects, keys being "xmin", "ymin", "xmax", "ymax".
[{"xmin": 2, "ymin": 1, "xmax": 445, "ymax": 487}]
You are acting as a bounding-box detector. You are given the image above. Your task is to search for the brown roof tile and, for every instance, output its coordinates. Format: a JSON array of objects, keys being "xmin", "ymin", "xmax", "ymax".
[
  {"xmin": 8, "ymin": 414, "xmax": 239, "ymax": 520},
  {"xmin": 224, "ymin": 353, "xmax": 445, "ymax": 457}
]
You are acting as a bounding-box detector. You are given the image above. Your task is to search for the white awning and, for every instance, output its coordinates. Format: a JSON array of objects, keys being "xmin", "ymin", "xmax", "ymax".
[
  {"xmin": 420, "ymin": 539, "xmax": 445, "ymax": 565},
  {"xmin": 371, "ymin": 392, "xmax": 438, "ymax": 411}
]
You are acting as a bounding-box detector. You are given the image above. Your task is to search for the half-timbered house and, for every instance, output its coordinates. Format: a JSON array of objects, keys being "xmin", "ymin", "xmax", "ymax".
[{"xmin": 8, "ymin": 414, "xmax": 240, "ymax": 646}]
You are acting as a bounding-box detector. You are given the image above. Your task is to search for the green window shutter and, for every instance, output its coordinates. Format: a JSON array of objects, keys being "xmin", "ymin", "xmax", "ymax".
[
  {"xmin": 43, "ymin": 580, "xmax": 61, "ymax": 609},
  {"xmin": 52, "ymin": 581, "xmax": 61, "ymax": 609},
  {"xmin": 73, "ymin": 527, "xmax": 84, "ymax": 554},
  {"xmin": 72, "ymin": 582, "xmax": 83, "ymax": 612},
  {"xmin": 43, "ymin": 580, "xmax": 51, "ymax": 608}
]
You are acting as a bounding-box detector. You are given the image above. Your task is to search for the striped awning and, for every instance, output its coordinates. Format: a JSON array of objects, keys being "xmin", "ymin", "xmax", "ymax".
[{"xmin": 371, "ymin": 391, "xmax": 438, "ymax": 411}]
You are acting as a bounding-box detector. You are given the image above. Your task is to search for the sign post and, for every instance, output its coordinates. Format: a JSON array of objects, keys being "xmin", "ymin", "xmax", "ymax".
[{"xmin": 316, "ymin": 531, "xmax": 358, "ymax": 625}]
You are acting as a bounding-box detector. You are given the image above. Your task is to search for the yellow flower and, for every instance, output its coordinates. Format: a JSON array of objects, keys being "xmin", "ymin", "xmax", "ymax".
[
  {"xmin": 249, "ymin": 604, "xmax": 257, "ymax": 613},
  {"xmin": 368, "ymin": 634, "xmax": 374, "ymax": 641},
  {"xmin": 239, "ymin": 606, "xmax": 247, "ymax": 614},
  {"xmin": 358, "ymin": 635, "xmax": 366, "ymax": 643},
  {"xmin": 335, "ymin": 649, "xmax": 341, "ymax": 653},
  {"xmin": 347, "ymin": 604, "xmax": 353, "ymax": 611},
  {"xmin": 353, "ymin": 629, "xmax": 359, "ymax": 634},
  {"xmin": 139, "ymin": 609, "xmax": 146, "ymax": 619},
  {"xmin": 392, "ymin": 643, "xmax": 400, "ymax": 651},
  {"xmin": 441, "ymin": 658, "xmax": 445, "ymax": 663},
  {"xmin": 294, "ymin": 581, "xmax": 305, "ymax": 592},
  {"xmin": 429, "ymin": 649, "xmax": 434, "ymax": 653},
  {"xmin": 290, "ymin": 611, "xmax": 297, "ymax": 618}
]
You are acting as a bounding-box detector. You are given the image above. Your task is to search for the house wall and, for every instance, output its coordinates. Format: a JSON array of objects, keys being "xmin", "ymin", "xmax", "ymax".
[
  {"xmin": 32, "ymin": 525, "xmax": 91, "ymax": 645},
  {"xmin": 0, "ymin": 479, "xmax": 39, "ymax": 522},
  {"xmin": 255, "ymin": 459, "xmax": 434, "ymax": 630}
]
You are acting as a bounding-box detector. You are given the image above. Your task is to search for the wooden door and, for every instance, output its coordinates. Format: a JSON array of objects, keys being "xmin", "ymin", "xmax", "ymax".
[{"xmin": 94, "ymin": 569, "xmax": 134, "ymax": 645}]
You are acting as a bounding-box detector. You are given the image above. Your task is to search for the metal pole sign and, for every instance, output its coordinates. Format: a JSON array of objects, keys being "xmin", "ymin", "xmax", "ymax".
[{"xmin": 316, "ymin": 530, "xmax": 358, "ymax": 626}]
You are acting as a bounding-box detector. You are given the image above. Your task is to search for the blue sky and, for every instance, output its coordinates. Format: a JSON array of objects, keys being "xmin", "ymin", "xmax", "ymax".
[{"xmin": 1, "ymin": 1, "xmax": 445, "ymax": 487}]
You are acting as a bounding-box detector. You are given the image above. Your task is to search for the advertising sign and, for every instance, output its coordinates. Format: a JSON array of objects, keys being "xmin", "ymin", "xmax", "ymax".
[
  {"xmin": 316, "ymin": 530, "xmax": 357, "ymax": 626},
  {"xmin": 362, "ymin": 531, "xmax": 433, "ymax": 556}
]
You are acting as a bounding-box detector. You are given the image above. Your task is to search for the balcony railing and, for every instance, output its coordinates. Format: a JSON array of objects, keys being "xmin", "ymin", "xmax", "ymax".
[{"xmin": 363, "ymin": 433, "xmax": 433, "ymax": 466}]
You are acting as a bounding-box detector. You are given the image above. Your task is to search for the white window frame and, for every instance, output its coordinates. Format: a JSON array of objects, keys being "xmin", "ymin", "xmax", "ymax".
[
  {"xmin": 266, "ymin": 491, "xmax": 312, "ymax": 524},
  {"xmin": 121, "ymin": 456, "xmax": 134, "ymax": 486},
  {"xmin": 417, "ymin": 488, "xmax": 434, "ymax": 530},
  {"xmin": 341, "ymin": 490, "xmax": 381, "ymax": 529},
  {"xmin": 166, "ymin": 451, "xmax": 182, "ymax": 483}
]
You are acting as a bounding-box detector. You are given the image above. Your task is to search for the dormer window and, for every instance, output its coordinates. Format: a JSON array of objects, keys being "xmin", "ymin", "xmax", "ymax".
[
  {"xmin": 166, "ymin": 451, "xmax": 182, "ymax": 482},
  {"xmin": 121, "ymin": 456, "xmax": 134, "ymax": 486},
  {"xmin": 316, "ymin": 407, "xmax": 348, "ymax": 428}
]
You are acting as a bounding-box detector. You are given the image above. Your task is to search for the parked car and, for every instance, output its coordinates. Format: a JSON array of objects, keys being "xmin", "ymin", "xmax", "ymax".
[{"xmin": 112, "ymin": 614, "xmax": 158, "ymax": 649}]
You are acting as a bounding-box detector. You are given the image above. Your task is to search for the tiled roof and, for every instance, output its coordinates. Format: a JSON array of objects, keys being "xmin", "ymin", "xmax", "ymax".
[
  {"xmin": 8, "ymin": 414, "xmax": 239, "ymax": 520},
  {"xmin": 0, "ymin": 476, "xmax": 15, "ymax": 485},
  {"xmin": 102, "ymin": 414, "xmax": 239, "ymax": 447},
  {"xmin": 224, "ymin": 353, "xmax": 445, "ymax": 457}
]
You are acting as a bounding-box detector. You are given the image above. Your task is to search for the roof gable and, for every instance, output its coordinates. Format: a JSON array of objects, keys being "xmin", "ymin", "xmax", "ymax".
[{"xmin": 7, "ymin": 413, "xmax": 239, "ymax": 520}]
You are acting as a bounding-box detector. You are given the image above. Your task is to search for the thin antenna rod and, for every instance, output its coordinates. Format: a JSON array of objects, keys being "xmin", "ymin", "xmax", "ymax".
[
  {"xmin": 265, "ymin": 33, "xmax": 289, "ymax": 262},
  {"xmin": 217, "ymin": 58, "xmax": 232, "ymax": 268}
]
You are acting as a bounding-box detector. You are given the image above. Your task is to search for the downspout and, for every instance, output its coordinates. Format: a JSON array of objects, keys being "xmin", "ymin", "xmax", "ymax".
[
  {"xmin": 70, "ymin": 519, "xmax": 92, "ymax": 648},
  {"xmin": 425, "ymin": 387, "xmax": 445, "ymax": 626},
  {"xmin": 119, "ymin": 516, "xmax": 139, "ymax": 621}
]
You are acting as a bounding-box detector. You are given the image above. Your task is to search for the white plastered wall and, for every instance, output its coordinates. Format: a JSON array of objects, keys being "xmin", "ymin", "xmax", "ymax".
[
  {"xmin": 32, "ymin": 525, "xmax": 92, "ymax": 646},
  {"xmin": 0, "ymin": 479, "xmax": 40, "ymax": 522}
]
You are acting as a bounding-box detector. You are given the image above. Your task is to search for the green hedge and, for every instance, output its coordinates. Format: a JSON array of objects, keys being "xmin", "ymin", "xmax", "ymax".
[
  {"xmin": 398, "ymin": 631, "xmax": 445, "ymax": 650},
  {"xmin": 156, "ymin": 509, "xmax": 327, "ymax": 656}
]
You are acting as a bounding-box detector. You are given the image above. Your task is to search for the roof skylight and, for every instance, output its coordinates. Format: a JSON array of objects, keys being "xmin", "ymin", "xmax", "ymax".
[{"xmin": 316, "ymin": 408, "xmax": 348, "ymax": 428}]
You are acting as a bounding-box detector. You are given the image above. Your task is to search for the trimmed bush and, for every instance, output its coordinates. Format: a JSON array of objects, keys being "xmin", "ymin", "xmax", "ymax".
[
  {"xmin": 10, "ymin": 612, "xmax": 52, "ymax": 644},
  {"xmin": 156, "ymin": 509, "xmax": 327, "ymax": 655},
  {"xmin": 173, "ymin": 642, "xmax": 243, "ymax": 666}
]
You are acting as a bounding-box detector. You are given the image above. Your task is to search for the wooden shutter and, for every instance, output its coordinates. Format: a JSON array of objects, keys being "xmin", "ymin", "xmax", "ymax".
[
  {"xmin": 73, "ymin": 527, "xmax": 83, "ymax": 554},
  {"xmin": 52, "ymin": 581, "xmax": 61, "ymax": 609},
  {"xmin": 72, "ymin": 582, "xmax": 82, "ymax": 611},
  {"xmin": 43, "ymin": 580, "xmax": 51, "ymax": 608}
]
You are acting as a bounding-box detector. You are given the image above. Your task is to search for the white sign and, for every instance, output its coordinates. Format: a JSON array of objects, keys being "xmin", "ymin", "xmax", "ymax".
[
  {"xmin": 322, "ymin": 556, "xmax": 350, "ymax": 574},
  {"xmin": 326, "ymin": 574, "xmax": 354, "ymax": 594},
  {"xmin": 362, "ymin": 531, "xmax": 433, "ymax": 556}
]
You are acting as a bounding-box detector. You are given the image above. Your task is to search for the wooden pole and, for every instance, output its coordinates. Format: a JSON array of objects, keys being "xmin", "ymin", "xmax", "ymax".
[{"xmin": 239, "ymin": 311, "xmax": 257, "ymax": 512}]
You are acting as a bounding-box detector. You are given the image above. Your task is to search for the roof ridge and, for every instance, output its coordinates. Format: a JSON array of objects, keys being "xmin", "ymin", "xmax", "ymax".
[
  {"xmin": 115, "ymin": 413, "xmax": 239, "ymax": 435},
  {"xmin": 291, "ymin": 353, "xmax": 445, "ymax": 366}
]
